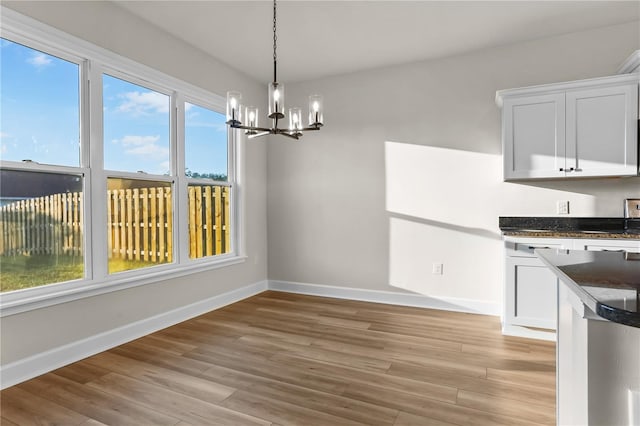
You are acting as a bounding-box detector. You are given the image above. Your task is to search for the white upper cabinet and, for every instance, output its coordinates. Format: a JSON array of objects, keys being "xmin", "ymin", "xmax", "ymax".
[
  {"xmin": 497, "ymin": 74, "xmax": 639, "ymax": 181},
  {"xmin": 502, "ymin": 93, "xmax": 565, "ymax": 179},
  {"xmin": 566, "ymin": 84, "xmax": 637, "ymax": 177}
]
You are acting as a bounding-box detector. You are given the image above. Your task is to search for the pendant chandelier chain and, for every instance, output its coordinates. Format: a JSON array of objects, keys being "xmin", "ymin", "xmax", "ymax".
[
  {"xmin": 273, "ymin": 0, "xmax": 278, "ymax": 83},
  {"xmin": 225, "ymin": 0, "xmax": 323, "ymax": 140}
]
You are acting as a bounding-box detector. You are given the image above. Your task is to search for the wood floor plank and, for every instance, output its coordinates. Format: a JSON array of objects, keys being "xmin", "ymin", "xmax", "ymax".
[
  {"xmin": 82, "ymin": 351, "xmax": 236, "ymax": 403},
  {"xmin": 393, "ymin": 410, "xmax": 459, "ymax": 426},
  {"xmin": 387, "ymin": 360, "xmax": 555, "ymax": 406},
  {"xmin": 219, "ymin": 389, "xmax": 366, "ymax": 426},
  {"xmin": 86, "ymin": 372, "xmax": 270, "ymax": 426},
  {"xmin": 1, "ymin": 292, "xmax": 556, "ymax": 425},
  {"xmin": 0, "ymin": 386, "xmax": 91, "ymax": 426},
  {"xmin": 199, "ymin": 364, "xmax": 399, "ymax": 426},
  {"xmin": 17, "ymin": 373, "xmax": 181, "ymax": 425},
  {"xmin": 187, "ymin": 344, "xmax": 350, "ymax": 395},
  {"xmin": 456, "ymin": 389, "xmax": 555, "ymax": 425},
  {"xmin": 50, "ymin": 360, "xmax": 111, "ymax": 385},
  {"xmin": 269, "ymin": 351, "xmax": 458, "ymax": 404}
]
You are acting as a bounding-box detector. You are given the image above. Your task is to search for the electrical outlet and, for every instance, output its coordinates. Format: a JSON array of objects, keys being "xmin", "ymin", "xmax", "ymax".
[
  {"xmin": 557, "ymin": 200, "xmax": 570, "ymax": 215},
  {"xmin": 432, "ymin": 263, "xmax": 443, "ymax": 275}
]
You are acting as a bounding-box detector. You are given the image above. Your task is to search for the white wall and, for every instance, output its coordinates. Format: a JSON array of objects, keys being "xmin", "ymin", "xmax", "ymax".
[
  {"xmin": 268, "ymin": 21, "xmax": 640, "ymax": 308},
  {"xmin": 1, "ymin": 2, "xmax": 267, "ymax": 365}
]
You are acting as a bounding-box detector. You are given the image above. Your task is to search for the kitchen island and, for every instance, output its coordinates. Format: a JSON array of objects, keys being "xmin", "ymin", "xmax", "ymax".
[{"xmin": 536, "ymin": 249, "xmax": 639, "ymax": 426}]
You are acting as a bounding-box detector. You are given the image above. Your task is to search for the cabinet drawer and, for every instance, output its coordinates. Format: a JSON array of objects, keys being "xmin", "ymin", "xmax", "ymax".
[
  {"xmin": 505, "ymin": 239, "xmax": 567, "ymax": 257},
  {"xmin": 574, "ymin": 239, "xmax": 640, "ymax": 253}
]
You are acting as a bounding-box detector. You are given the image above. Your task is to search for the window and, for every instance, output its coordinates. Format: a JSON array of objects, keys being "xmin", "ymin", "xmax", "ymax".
[
  {"xmin": 0, "ymin": 15, "xmax": 240, "ymax": 311},
  {"xmin": 184, "ymin": 102, "xmax": 232, "ymax": 259},
  {"xmin": 0, "ymin": 170, "xmax": 84, "ymax": 292},
  {"xmin": 103, "ymin": 74, "xmax": 170, "ymax": 174},
  {"xmin": 103, "ymin": 74, "xmax": 174, "ymax": 274},
  {"xmin": 0, "ymin": 38, "xmax": 85, "ymax": 293},
  {"xmin": 0, "ymin": 39, "xmax": 80, "ymax": 167},
  {"xmin": 107, "ymin": 178, "xmax": 172, "ymax": 273},
  {"xmin": 185, "ymin": 102, "xmax": 228, "ymax": 181}
]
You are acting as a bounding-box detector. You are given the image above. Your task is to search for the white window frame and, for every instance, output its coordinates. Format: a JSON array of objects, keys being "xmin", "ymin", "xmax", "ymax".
[{"xmin": 0, "ymin": 7, "xmax": 245, "ymax": 317}]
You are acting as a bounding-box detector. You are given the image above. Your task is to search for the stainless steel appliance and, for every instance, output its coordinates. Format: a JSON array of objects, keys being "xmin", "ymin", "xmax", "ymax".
[{"xmin": 625, "ymin": 199, "xmax": 640, "ymax": 218}]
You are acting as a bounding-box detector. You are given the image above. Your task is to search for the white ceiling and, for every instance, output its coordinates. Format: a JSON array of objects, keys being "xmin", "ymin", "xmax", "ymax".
[{"xmin": 114, "ymin": 1, "xmax": 639, "ymax": 84}]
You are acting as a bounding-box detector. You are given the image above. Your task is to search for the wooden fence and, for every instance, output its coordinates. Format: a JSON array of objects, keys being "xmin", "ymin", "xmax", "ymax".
[
  {"xmin": 0, "ymin": 185, "xmax": 230, "ymax": 262},
  {"xmin": 0, "ymin": 192, "xmax": 83, "ymax": 257}
]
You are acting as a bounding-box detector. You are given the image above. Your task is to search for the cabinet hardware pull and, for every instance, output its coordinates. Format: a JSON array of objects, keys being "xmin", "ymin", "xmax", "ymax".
[
  {"xmin": 559, "ymin": 168, "xmax": 564, "ymax": 171},
  {"xmin": 601, "ymin": 249, "xmax": 624, "ymax": 252},
  {"xmin": 528, "ymin": 246, "xmax": 550, "ymax": 250}
]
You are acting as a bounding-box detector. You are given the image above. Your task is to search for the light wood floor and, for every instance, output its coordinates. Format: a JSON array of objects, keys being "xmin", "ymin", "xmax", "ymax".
[{"xmin": 1, "ymin": 291, "xmax": 556, "ymax": 425}]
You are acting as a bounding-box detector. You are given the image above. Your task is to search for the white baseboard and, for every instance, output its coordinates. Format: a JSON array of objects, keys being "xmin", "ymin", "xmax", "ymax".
[
  {"xmin": 268, "ymin": 280, "xmax": 501, "ymax": 317},
  {"xmin": 0, "ymin": 280, "xmax": 267, "ymax": 390},
  {"xmin": 502, "ymin": 324, "xmax": 556, "ymax": 342}
]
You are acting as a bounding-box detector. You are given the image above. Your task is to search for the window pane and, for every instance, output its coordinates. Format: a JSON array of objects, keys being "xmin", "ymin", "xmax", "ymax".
[
  {"xmin": 0, "ymin": 170, "xmax": 84, "ymax": 292},
  {"xmin": 107, "ymin": 178, "xmax": 172, "ymax": 273},
  {"xmin": 0, "ymin": 38, "xmax": 80, "ymax": 166},
  {"xmin": 103, "ymin": 74, "xmax": 170, "ymax": 174},
  {"xmin": 187, "ymin": 184, "xmax": 231, "ymax": 259},
  {"xmin": 185, "ymin": 103, "xmax": 228, "ymax": 181}
]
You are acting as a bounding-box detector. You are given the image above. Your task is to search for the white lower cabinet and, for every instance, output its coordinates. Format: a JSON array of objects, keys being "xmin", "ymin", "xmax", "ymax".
[
  {"xmin": 557, "ymin": 282, "xmax": 640, "ymax": 425},
  {"xmin": 503, "ymin": 238, "xmax": 571, "ymax": 340},
  {"xmin": 503, "ymin": 237, "xmax": 640, "ymax": 340}
]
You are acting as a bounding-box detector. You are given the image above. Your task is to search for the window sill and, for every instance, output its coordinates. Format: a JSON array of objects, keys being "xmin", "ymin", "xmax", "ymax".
[{"xmin": 0, "ymin": 255, "xmax": 247, "ymax": 317}]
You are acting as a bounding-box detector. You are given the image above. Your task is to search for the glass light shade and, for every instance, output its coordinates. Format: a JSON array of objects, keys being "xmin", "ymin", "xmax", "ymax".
[
  {"xmin": 268, "ymin": 82, "xmax": 285, "ymax": 118},
  {"xmin": 308, "ymin": 95, "xmax": 324, "ymax": 126},
  {"xmin": 288, "ymin": 107, "xmax": 303, "ymax": 133},
  {"xmin": 226, "ymin": 91, "xmax": 242, "ymax": 124},
  {"xmin": 245, "ymin": 106, "xmax": 259, "ymax": 128}
]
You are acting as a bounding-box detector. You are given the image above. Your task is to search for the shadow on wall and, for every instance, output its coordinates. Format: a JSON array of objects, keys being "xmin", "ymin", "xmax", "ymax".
[
  {"xmin": 384, "ymin": 140, "xmax": 506, "ymax": 302},
  {"xmin": 382, "ymin": 140, "xmax": 629, "ymax": 303}
]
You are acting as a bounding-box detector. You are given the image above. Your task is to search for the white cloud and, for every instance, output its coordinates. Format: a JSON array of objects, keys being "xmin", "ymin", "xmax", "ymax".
[
  {"xmin": 116, "ymin": 91, "xmax": 169, "ymax": 115},
  {"xmin": 113, "ymin": 135, "xmax": 168, "ymax": 161},
  {"xmin": 27, "ymin": 53, "xmax": 52, "ymax": 69},
  {"xmin": 126, "ymin": 143, "xmax": 168, "ymax": 158},
  {"xmin": 120, "ymin": 135, "xmax": 160, "ymax": 146},
  {"xmin": 0, "ymin": 132, "xmax": 10, "ymax": 139}
]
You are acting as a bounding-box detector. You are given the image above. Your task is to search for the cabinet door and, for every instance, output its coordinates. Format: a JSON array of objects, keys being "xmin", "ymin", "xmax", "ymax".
[
  {"xmin": 566, "ymin": 83, "xmax": 638, "ymax": 177},
  {"xmin": 503, "ymin": 93, "xmax": 566, "ymax": 180},
  {"xmin": 505, "ymin": 256, "xmax": 558, "ymax": 329}
]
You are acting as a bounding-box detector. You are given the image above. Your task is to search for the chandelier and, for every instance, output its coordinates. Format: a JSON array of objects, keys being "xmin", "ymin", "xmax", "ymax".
[{"xmin": 225, "ymin": 0, "xmax": 323, "ymax": 140}]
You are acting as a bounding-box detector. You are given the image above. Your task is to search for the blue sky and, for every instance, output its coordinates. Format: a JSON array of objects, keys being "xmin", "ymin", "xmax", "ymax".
[{"xmin": 1, "ymin": 38, "xmax": 228, "ymax": 178}]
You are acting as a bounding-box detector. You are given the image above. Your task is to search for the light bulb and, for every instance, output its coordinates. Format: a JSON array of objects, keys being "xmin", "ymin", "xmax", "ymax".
[
  {"xmin": 273, "ymin": 89, "xmax": 280, "ymax": 101},
  {"xmin": 249, "ymin": 111, "xmax": 256, "ymax": 121},
  {"xmin": 313, "ymin": 101, "xmax": 319, "ymax": 112}
]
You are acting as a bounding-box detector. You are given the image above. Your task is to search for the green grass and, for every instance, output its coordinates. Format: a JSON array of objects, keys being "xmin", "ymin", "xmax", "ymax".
[
  {"xmin": 0, "ymin": 254, "xmax": 83, "ymax": 292},
  {"xmin": 108, "ymin": 258, "xmax": 167, "ymax": 274},
  {"xmin": 1, "ymin": 255, "xmax": 166, "ymax": 292}
]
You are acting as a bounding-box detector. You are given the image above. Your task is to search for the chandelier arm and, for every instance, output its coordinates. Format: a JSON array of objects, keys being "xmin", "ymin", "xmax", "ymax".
[
  {"xmin": 274, "ymin": 130, "xmax": 300, "ymax": 140},
  {"xmin": 229, "ymin": 124, "xmax": 273, "ymax": 132},
  {"xmin": 248, "ymin": 131, "xmax": 271, "ymax": 139}
]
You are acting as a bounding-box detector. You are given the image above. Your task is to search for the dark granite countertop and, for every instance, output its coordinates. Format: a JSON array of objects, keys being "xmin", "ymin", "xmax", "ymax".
[
  {"xmin": 536, "ymin": 249, "xmax": 640, "ymax": 328},
  {"xmin": 499, "ymin": 217, "xmax": 640, "ymax": 239}
]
